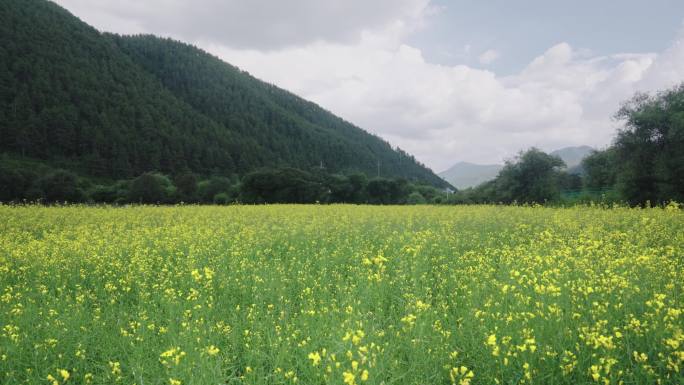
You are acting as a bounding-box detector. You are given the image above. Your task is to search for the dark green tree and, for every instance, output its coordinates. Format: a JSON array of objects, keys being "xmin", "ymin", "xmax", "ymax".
[
  {"xmin": 0, "ymin": 164, "xmax": 36, "ymax": 202},
  {"xmin": 88, "ymin": 184, "xmax": 119, "ymax": 204},
  {"xmin": 582, "ymin": 149, "xmax": 617, "ymax": 190},
  {"xmin": 347, "ymin": 173, "xmax": 369, "ymax": 203},
  {"xmin": 174, "ymin": 172, "xmax": 199, "ymax": 202},
  {"xmin": 34, "ymin": 169, "xmax": 84, "ymax": 203},
  {"xmin": 198, "ymin": 176, "xmax": 234, "ymax": 203},
  {"xmin": 128, "ymin": 173, "xmax": 173, "ymax": 204},
  {"xmin": 494, "ymin": 148, "xmax": 565, "ymax": 203},
  {"xmin": 612, "ymin": 84, "xmax": 684, "ymax": 204},
  {"xmin": 213, "ymin": 192, "xmax": 231, "ymax": 205},
  {"xmin": 366, "ymin": 178, "xmax": 410, "ymax": 204},
  {"xmin": 240, "ymin": 168, "xmax": 327, "ymax": 204},
  {"xmin": 558, "ymin": 172, "xmax": 583, "ymax": 191},
  {"xmin": 325, "ymin": 174, "xmax": 355, "ymax": 203},
  {"xmin": 406, "ymin": 191, "xmax": 426, "ymax": 204}
]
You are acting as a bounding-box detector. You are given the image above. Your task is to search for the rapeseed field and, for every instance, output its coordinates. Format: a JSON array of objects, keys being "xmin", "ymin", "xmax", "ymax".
[{"xmin": 0, "ymin": 205, "xmax": 682, "ymax": 385}]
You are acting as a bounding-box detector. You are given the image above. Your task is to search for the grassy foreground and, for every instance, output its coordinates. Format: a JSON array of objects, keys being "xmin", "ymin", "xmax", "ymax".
[{"xmin": 0, "ymin": 205, "xmax": 682, "ymax": 385}]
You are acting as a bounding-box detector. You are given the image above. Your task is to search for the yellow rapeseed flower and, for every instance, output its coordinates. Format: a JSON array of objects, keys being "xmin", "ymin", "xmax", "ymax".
[
  {"xmin": 205, "ymin": 345, "xmax": 220, "ymax": 356},
  {"xmin": 343, "ymin": 371, "xmax": 356, "ymax": 385},
  {"xmin": 308, "ymin": 351, "xmax": 321, "ymax": 366},
  {"xmin": 59, "ymin": 369, "xmax": 70, "ymax": 381}
]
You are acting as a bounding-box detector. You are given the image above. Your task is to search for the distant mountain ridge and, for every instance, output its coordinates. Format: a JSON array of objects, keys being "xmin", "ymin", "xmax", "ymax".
[
  {"xmin": 440, "ymin": 146, "xmax": 594, "ymax": 188},
  {"xmin": 438, "ymin": 162, "xmax": 503, "ymax": 190},
  {"xmin": 0, "ymin": 0, "xmax": 448, "ymax": 187},
  {"xmin": 550, "ymin": 146, "xmax": 594, "ymax": 168}
]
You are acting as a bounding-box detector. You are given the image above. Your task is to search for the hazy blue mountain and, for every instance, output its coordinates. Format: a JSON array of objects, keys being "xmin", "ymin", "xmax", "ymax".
[
  {"xmin": 438, "ymin": 162, "xmax": 503, "ymax": 189},
  {"xmin": 550, "ymin": 146, "xmax": 594, "ymax": 168},
  {"xmin": 440, "ymin": 146, "xmax": 594, "ymax": 188}
]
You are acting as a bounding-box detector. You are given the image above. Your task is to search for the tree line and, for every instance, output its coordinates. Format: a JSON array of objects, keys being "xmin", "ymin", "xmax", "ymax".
[{"xmin": 0, "ymin": 162, "xmax": 448, "ymax": 205}]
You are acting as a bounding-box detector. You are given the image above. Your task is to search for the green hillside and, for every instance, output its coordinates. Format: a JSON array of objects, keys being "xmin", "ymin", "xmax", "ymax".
[{"xmin": 0, "ymin": 0, "xmax": 447, "ymax": 186}]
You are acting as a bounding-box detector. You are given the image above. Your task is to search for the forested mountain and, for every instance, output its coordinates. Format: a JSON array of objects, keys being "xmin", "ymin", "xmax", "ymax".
[
  {"xmin": 0, "ymin": 0, "xmax": 447, "ymax": 187},
  {"xmin": 0, "ymin": 0, "xmax": 238, "ymax": 177}
]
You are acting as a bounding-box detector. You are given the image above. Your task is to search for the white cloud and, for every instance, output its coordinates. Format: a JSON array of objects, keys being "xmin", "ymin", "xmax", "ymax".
[
  {"xmin": 638, "ymin": 26, "xmax": 684, "ymax": 90},
  {"xmin": 214, "ymin": 28, "xmax": 683, "ymax": 171},
  {"xmin": 478, "ymin": 49, "xmax": 500, "ymax": 65},
  {"xmin": 55, "ymin": 0, "xmax": 432, "ymax": 49}
]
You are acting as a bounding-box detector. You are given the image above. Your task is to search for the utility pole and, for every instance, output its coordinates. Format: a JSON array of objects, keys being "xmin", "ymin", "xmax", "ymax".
[{"xmin": 377, "ymin": 160, "xmax": 380, "ymax": 178}]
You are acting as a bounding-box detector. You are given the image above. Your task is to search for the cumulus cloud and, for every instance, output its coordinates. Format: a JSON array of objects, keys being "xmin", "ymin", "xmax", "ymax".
[
  {"xmin": 478, "ymin": 49, "xmax": 500, "ymax": 65},
  {"xmin": 638, "ymin": 26, "xmax": 684, "ymax": 90},
  {"xmin": 55, "ymin": 0, "xmax": 432, "ymax": 49},
  {"xmin": 214, "ymin": 29, "xmax": 683, "ymax": 170}
]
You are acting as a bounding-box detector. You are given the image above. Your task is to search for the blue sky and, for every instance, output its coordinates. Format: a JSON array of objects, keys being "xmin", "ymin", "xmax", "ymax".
[
  {"xmin": 55, "ymin": 0, "xmax": 684, "ymax": 170},
  {"xmin": 411, "ymin": 0, "xmax": 684, "ymax": 74}
]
